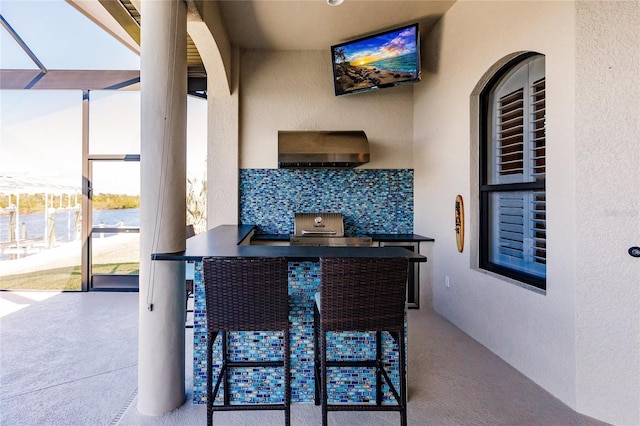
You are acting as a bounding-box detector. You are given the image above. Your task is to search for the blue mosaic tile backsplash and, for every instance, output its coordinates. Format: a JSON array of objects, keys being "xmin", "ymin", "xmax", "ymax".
[{"xmin": 239, "ymin": 169, "xmax": 413, "ymax": 235}]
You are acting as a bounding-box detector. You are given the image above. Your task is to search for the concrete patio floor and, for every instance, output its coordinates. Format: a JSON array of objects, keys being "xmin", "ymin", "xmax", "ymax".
[{"xmin": 1, "ymin": 291, "xmax": 608, "ymax": 425}]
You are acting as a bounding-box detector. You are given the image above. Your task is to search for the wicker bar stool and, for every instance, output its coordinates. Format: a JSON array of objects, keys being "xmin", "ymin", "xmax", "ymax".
[
  {"xmin": 203, "ymin": 257, "xmax": 290, "ymax": 426},
  {"xmin": 314, "ymin": 257, "xmax": 409, "ymax": 426}
]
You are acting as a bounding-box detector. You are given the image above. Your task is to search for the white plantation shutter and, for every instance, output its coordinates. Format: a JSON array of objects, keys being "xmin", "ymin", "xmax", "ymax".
[
  {"xmin": 530, "ymin": 76, "xmax": 546, "ymax": 269},
  {"xmin": 494, "ymin": 191, "xmax": 525, "ymax": 262},
  {"xmin": 532, "ymin": 190, "xmax": 546, "ymax": 267},
  {"xmin": 485, "ymin": 55, "xmax": 546, "ymax": 282},
  {"xmin": 531, "ymin": 78, "xmax": 546, "ymax": 181},
  {"xmin": 496, "ymin": 88, "xmax": 525, "ymax": 180}
]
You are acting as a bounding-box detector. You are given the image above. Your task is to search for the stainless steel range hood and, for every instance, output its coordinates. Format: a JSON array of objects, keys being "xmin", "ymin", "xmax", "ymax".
[{"xmin": 278, "ymin": 130, "xmax": 369, "ymax": 168}]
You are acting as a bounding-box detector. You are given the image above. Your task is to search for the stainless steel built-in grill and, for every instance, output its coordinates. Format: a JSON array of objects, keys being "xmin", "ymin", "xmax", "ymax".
[{"xmin": 290, "ymin": 213, "xmax": 373, "ymax": 247}]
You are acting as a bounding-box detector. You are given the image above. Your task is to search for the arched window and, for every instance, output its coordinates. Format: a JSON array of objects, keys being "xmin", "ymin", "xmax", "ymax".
[{"xmin": 479, "ymin": 53, "xmax": 546, "ymax": 289}]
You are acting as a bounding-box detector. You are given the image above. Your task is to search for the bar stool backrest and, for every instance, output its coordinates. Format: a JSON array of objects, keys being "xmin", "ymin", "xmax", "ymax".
[
  {"xmin": 320, "ymin": 257, "xmax": 408, "ymax": 332},
  {"xmin": 203, "ymin": 257, "xmax": 288, "ymax": 332}
]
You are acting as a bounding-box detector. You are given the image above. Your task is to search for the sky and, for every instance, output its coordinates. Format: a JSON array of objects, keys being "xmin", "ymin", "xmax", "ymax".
[
  {"xmin": 0, "ymin": 0, "xmax": 207, "ymax": 195},
  {"xmin": 338, "ymin": 26, "xmax": 417, "ymax": 66}
]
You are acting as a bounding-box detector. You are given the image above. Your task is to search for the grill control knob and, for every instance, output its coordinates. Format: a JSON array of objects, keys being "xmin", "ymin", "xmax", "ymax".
[{"xmin": 629, "ymin": 247, "xmax": 640, "ymax": 258}]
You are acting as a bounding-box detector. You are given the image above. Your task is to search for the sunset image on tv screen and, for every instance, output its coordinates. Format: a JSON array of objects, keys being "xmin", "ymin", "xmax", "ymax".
[{"xmin": 332, "ymin": 25, "xmax": 419, "ymax": 96}]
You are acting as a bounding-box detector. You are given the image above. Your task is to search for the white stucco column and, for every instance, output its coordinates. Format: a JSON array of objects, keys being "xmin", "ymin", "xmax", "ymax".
[
  {"xmin": 138, "ymin": 0, "xmax": 187, "ymax": 415},
  {"xmin": 208, "ymin": 47, "xmax": 239, "ymax": 227}
]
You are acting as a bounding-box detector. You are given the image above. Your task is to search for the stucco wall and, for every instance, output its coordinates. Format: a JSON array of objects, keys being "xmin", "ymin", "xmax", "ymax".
[
  {"xmin": 574, "ymin": 1, "xmax": 640, "ymax": 424},
  {"xmin": 414, "ymin": 1, "xmax": 640, "ymax": 424},
  {"xmin": 206, "ymin": 46, "xmax": 239, "ymax": 228},
  {"xmin": 238, "ymin": 50, "xmax": 414, "ymax": 169},
  {"xmin": 414, "ymin": 0, "xmax": 578, "ymax": 412}
]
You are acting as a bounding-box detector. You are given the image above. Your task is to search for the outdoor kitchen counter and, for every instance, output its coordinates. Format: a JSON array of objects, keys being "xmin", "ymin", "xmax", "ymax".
[
  {"xmin": 252, "ymin": 232, "xmax": 435, "ymax": 244},
  {"xmin": 368, "ymin": 233, "xmax": 435, "ymax": 243},
  {"xmin": 151, "ymin": 225, "xmax": 426, "ymax": 405},
  {"xmin": 151, "ymin": 224, "xmax": 428, "ymax": 262}
]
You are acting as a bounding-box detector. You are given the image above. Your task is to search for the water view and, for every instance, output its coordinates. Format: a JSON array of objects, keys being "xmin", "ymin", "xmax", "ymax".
[
  {"xmin": 0, "ymin": 208, "xmax": 139, "ymax": 260},
  {"xmin": 1, "ymin": 208, "xmax": 140, "ymax": 291}
]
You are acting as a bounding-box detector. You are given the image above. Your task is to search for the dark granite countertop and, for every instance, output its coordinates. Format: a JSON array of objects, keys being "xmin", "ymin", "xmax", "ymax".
[
  {"xmin": 252, "ymin": 233, "xmax": 434, "ymax": 243},
  {"xmin": 152, "ymin": 225, "xmax": 427, "ymax": 263},
  {"xmin": 251, "ymin": 233, "xmax": 291, "ymax": 241},
  {"xmin": 368, "ymin": 234, "xmax": 434, "ymax": 242}
]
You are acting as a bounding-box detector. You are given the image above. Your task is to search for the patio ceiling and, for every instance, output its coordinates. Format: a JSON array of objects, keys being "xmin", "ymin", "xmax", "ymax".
[
  {"xmin": 91, "ymin": 0, "xmax": 206, "ymax": 80},
  {"xmin": 91, "ymin": 0, "xmax": 456, "ymax": 54},
  {"xmin": 1, "ymin": 0, "xmax": 456, "ymax": 94}
]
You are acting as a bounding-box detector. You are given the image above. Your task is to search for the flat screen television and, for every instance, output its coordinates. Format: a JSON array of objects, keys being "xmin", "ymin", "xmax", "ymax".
[{"xmin": 331, "ymin": 23, "xmax": 421, "ymax": 96}]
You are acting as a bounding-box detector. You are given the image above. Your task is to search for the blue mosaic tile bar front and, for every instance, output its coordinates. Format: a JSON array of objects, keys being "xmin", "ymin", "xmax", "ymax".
[
  {"xmin": 193, "ymin": 261, "xmax": 405, "ymax": 404},
  {"xmin": 239, "ymin": 169, "xmax": 413, "ymax": 235}
]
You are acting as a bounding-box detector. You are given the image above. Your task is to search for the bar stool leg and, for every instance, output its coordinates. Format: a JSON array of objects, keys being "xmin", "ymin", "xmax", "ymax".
[
  {"xmin": 313, "ymin": 304, "xmax": 321, "ymax": 406},
  {"xmin": 222, "ymin": 331, "xmax": 230, "ymax": 406},
  {"xmin": 399, "ymin": 330, "xmax": 407, "ymax": 426},
  {"xmin": 321, "ymin": 332, "xmax": 328, "ymax": 426},
  {"xmin": 376, "ymin": 331, "xmax": 382, "ymax": 406},
  {"xmin": 285, "ymin": 328, "xmax": 291, "ymax": 426},
  {"xmin": 207, "ymin": 333, "xmax": 214, "ymax": 426}
]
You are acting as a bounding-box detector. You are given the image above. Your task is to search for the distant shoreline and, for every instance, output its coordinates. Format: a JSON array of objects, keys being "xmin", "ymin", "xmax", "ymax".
[
  {"xmin": 0, "ymin": 205, "xmax": 134, "ymax": 216},
  {"xmin": 1, "ymin": 193, "xmax": 140, "ymax": 216}
]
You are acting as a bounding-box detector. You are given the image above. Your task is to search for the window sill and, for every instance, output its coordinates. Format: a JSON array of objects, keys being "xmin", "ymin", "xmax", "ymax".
[{"xmin": 471, "ymin": 266, "xmax": 546, "ymax": 296}]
